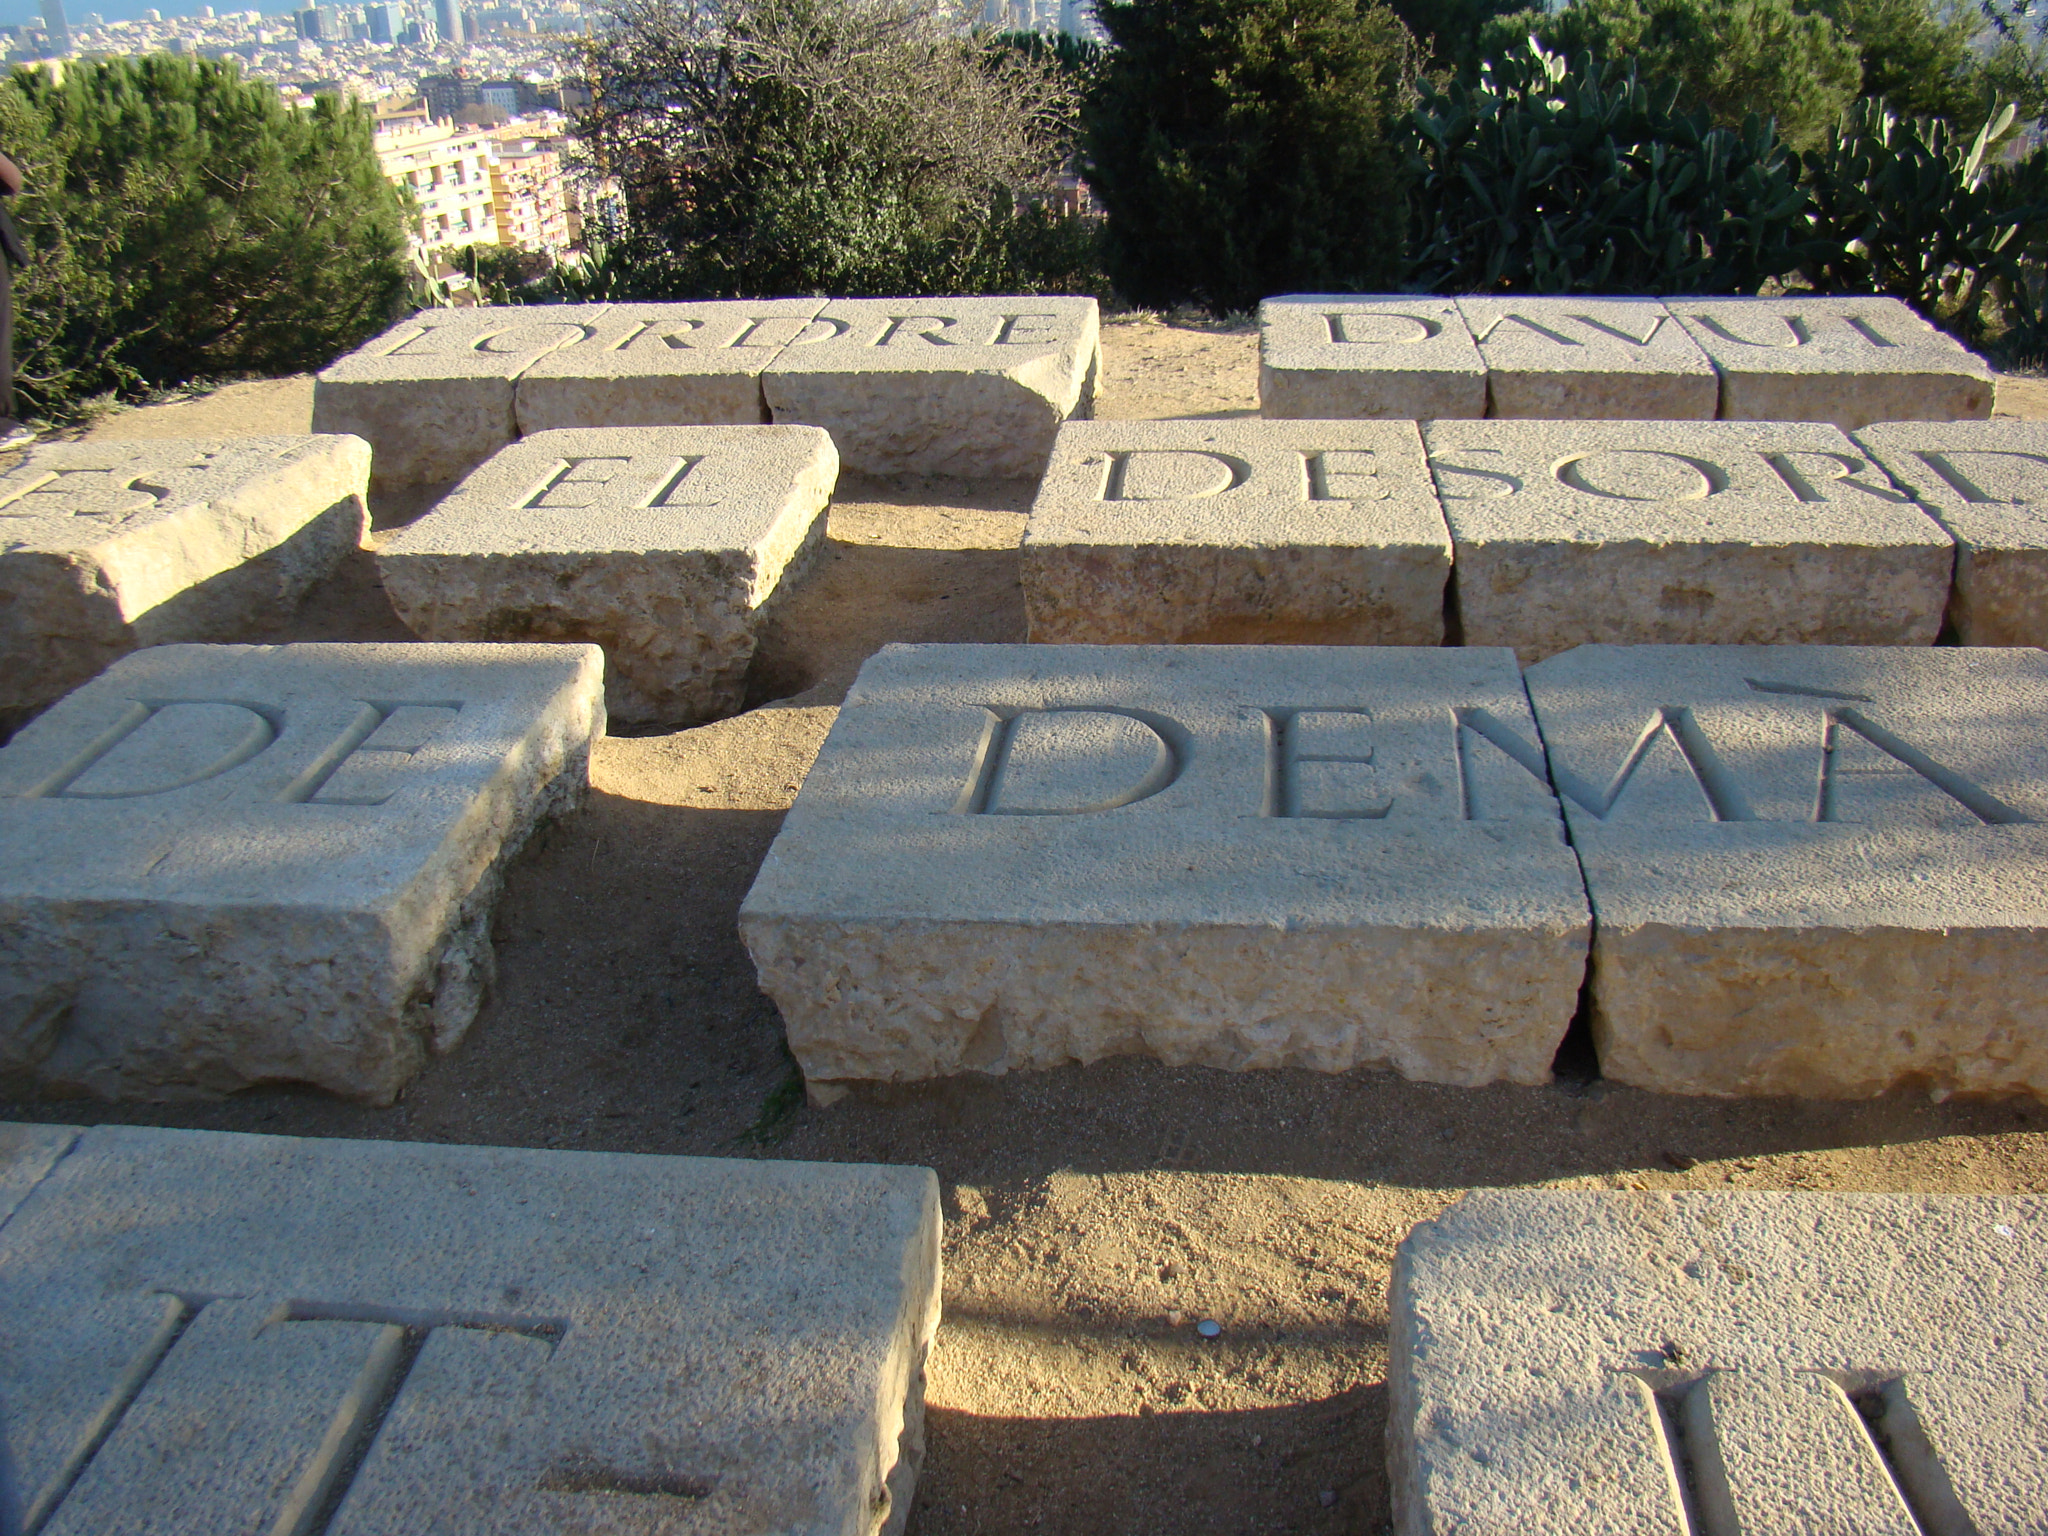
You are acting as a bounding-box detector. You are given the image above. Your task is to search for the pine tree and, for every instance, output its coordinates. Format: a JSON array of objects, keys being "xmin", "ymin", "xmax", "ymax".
[
  {"xmin": 0, "ymin": 56, "xmax": 410, "ymax": 419},
  {"xmin": 1080, "ymin": 0, "xmax": 1419, "ymax": 314}
]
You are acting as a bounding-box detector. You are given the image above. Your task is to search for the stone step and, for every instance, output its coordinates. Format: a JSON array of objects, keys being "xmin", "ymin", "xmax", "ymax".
[
  {"xmin": 314, "ymin": 298, "xmax": 1101, "ymax": 487},
  {"xmin": 0, "ymin": 436, "xmax": 370, "ymax": 736},
  {"xmin": 1262, "ymin": 294, "xmax": 1994, "ymax": 428},
  {"xmin": 0, "ymin": 641, "xmax": 604, "ymax": 1103},
  {"xmin": 746, "ymin": 642, "xmax": 2048, "ymax": 1102},
  {"xmin": 1389, "ymin": 1189, "xmax": 2048, "ymax": 1536},
  {"xmin": 377, "ymin": 426, "xmax": 837, "ymax": 729},
  {"xmin": 0, "ymin": 1121, "xmax": 940, "ymax": 1536}
]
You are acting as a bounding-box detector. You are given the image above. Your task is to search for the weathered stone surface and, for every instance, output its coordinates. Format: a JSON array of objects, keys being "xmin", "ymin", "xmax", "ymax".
[
  {"xmin": 378, "ymin": 426, "xmax": 836, "ymax": 728},
  {"xmin": 312, "ymin": 306, "xmax": 612, "ymax": 487},
  {"xmin": 514, "ymin": 299, "xmax": 830, "ymax": 434},
  {"xmin": 0, "ymin": 1122, "xmax": 941, "ymax": 1536},
  {"xmin": 1456, "ymin": 297, "xmax": 1718, "ymax": 419},
  {"xmin": 0, "ymin": 1121, "xmax": 76, "ymax": 1226},
  {"xmin": 1390, "ymin": 1189, "xmax": 2048, "ymax": 1536},
  {"xmin": 1258, "ymin": 295, "xmax": 1486, "ymax": 420},
  {"xmin": 1425, "ymin": 420, "xmax": 1953, "ymax": 657},
  {"xmin": 762, "ymin": 297, "xmax": 1100, "ymax": 476},
  {"xmin": 1674, "ymin": 296, "xmax": 1995, "ymax": 428},
  {"xmin": 740, "ymin": 643, "xmax": 1589, "ymax": 1095},
  {"xmin": 1523, "ymin": 643, "xmax": 2048, "ymax": 1099},
  {"xmin": 1855, "ymin": 419, "xmax": 2048, "ymax": 647},
  {"xmin": 0, "ymin": 436, "xmax": 371, "ymax": 734},
  {"xmin": 0, "ymin": 641, "xmax": 605, "ymax": 1103},
  {"xmin": 1020, "ymin": 419, "xmax": 1450, "ymax": 644}
]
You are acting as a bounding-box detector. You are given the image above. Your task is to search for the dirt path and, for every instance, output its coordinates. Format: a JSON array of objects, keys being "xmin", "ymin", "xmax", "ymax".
[{"xmin": 8, "ymin": 313, "xmax": 2047, "ymax": 1535}]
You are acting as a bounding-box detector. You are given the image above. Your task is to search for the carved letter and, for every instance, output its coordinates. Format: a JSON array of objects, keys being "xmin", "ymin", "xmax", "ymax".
[
  {"xmin": 1762, "ymin": 451, "xmax": 1913, "ymax": 505},
  {"xmin": 1548, "ymin": 707, "xmax": 1753, "ymax": 822},
  {"xmin": 1302, "ymin": 450, "xmax": 1388, "ymax": 502},
  {"xmin": 1472, "ymin": 312, "xmax": 1583, "ymax": 346},
  {"xmin": 994, "ymin": 313, "xmax": 1062, "ymax": 345},
  {"xmin": 1556, "ymin": 451, "xmax": 1725, "ymax": 501},
  {"xmin": 874, "ymin": 315, "xmax": 961, "ymax": 347},
  {"xmin": 1259, "ymin": 708, "xmax": 1391, "ymax": 819},
  {"xmin": 1324, "ymin": 312, "xmax": 1438, "ymax": 344},
  {"xmin": 953, "ymin": 706, "xmax": 1187, "ymax": 815},
  {"xmin": 279, "ymin": 701, "xmax": 462, "ymax": 807},
  {"xmin": 1098, "ymin": 450, "xmax": 1253, "ymax": 501},
  {"xmin": 1429, "ymin": 448, "xmax": 1522, "ymax": 500},
  {"xmin": 1912, "ymin": 449, "xmax": 2048, "ymax": 505},
  {"xmin": 22, "ymin": 700, "xmax": 282, "ymax": 800},
  {"xmin": 1452, "ymin": 707, "xmax": 1555, "ymax": 820},
  {"xmin": 1689, "ymin": 313, "xmax": 1811, "ymax": 348},
  {"xmin": 1814, "ymin": 706, "xmax": 2025, "ymax": 824}
]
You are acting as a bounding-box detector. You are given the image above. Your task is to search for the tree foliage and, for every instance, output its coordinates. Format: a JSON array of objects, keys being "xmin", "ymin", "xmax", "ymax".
[
  {"xmin": 1080, "ymin": 0, "xmax": 1419, "ymax": 314},
  {"xmin": 0, "ymin": 55, "xmax": 409, "ymax": 420},
  {"xmin": 1408, "ymin": 42, "xmax": 1814, "ymax": 293},
  {"xmin": 566, "ymin": 0, "xmax": 1094, "ymax": 298}
]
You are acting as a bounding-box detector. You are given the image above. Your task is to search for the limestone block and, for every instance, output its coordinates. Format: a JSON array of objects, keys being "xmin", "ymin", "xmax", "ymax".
[
  {"xmin": 1673, "ymin": 296, "xmax": 1995, "ymax": 428},
  {"xmin": 0, "ymin": 436, "xmax": 371, "ymax": 734},
  {"xmin": 762, "ymin": 296, "xmax": 1099, "ymax": 476},
  {"xmin": 0, "ymin": 641, "xmax": 605, "ymax": 1103},
  {"xmin": 1523, "ymin": 643, "xmax": 2048, "ymax": 1099},
  {"xmin": 1020, "ymin": 419, "xmax": 1451, "ymax": 644},
  {"xmin": 1257, "ymin": 295, "xmax": 1486, "ymax": 420},
  {"xmin": 1425, "ymin": 419, "xmax": 1953, "ymax": 657},
  {"xmin": 514, "ymin": 299, "xmax": 830, "ymax": 434},
  {"xmin": 378, "ymin": 427, "xmax": 836, "ymax": 728},
  {"xmin": 1390, "ymin": 1189, "xmax": 2048, "ymax": 1536},
  {"xmin": 1855, "ymin": 420, "xmax": 2048, "ymax": 647},
  {"xmin": 740, "ymin": 643, "xmax": 1590, "ymax": 1094},
  {"xmin": 1456, "ymin": 297, "xmax": 1718, "ymax": 419},
  {"xmin": 0, "ymin": 1121, "xmax": 78, "ymax": 1225},
  {"xmin": 0, "ymin": 1122, "xmax": 941, "ymax": 1536},
  {"xmin": 312, "ymin": 305, "xmax": 612, "ymax": 487}
]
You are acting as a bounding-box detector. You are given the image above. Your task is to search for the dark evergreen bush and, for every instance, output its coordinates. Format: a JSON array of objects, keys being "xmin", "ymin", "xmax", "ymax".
[{"xmin": 1080, "ymin": 0, "xmax": 1419, "ymax": 314}]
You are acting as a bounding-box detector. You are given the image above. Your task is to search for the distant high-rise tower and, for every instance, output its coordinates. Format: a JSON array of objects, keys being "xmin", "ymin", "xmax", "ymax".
[
  {"xmin": 435, "ymin": 0, "xmax": 460, "ymax": 43},
  {"xmin": 365, "ymin": 2, "xmax": 400, "ymax": 41},
  {"xmin": 40, "ymin": 0, "xmax": 70, "ymax": 54}
]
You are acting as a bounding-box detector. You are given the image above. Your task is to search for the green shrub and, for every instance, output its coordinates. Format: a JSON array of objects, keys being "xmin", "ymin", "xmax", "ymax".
[
  {"xmin": 1476, "ymin": 0, "xmax": 1859, "ymax": 148},
  {"xmin": 1080, "ymin": 0, "xmax": 1419, "ymax": 314},
  {"xmin": 1800, "ymin": 100, "xmax": 2048, "ymax": 336},
  {"xmin": 1407, "ymin": 42, "xmax": 1814, "ymax": 293},
  {"xmin": 0, "ymin": 55, "xmax": 409, "ymax": 421},
  {"xmin": 567, "ymin": 0, "xmax": 1093, "ymax": 299}
]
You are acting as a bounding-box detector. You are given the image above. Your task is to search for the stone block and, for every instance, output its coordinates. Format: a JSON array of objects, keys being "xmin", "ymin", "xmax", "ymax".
[
  {"xmin": 514, "ymin": 299, "xmax": 830, "ymax": 434},
  {"xmin": 0, "ymin": 436, "xmax": 371, "ymax": 734},
  {"xmin": 377, "ymin": 427, "xmax": 836, "ymax": 728},
  {"xmin": 1456, "ymin": 297, "xmax": 1718, "ymax": 419},
  {"xmin": 0, "ymin": 641, "xmax": 605, "ymax": 1103},
  {"xmin": 1020, "ymin": 419, "xmax": 1450, "ymax": 644},
  {"xmin": 1854, "ymin": 420, "xmax": 2048, "ymax": 647},
  {"xmin": 312, "ymin": 306, "xmax": 612, "ymax": 487},
  {"xmin": 762, "ymin": 297, "xmax": 1099, "ymax": 476},
  {"xmin": 1523, "ymin": 643, "xmax": 2048, "ymax": 1099},
  {"xmin": 1425, "ymin": 419, "xmax": 1953, "ymax": 657},
  {"xmin": 0, "ymin": 1121, "xmax": 77, "ymax": 1225},
  {"xmin": 740, "ymin": 643, "xmax": 1590, "ymax": 1094},
  {"xmin": 1673, "ymin": 296, "xmax": 1995, "ymax": 428},
  {"xmin": 1257, "ymin": 295, "xmax": 1486, "ymax": 420},
  {"xmin": 1390, "ymin": 1189, "xmax": 2048, "ymax": 1536},
  {"xmin": 0, "ymin": 1122, "xmax": 941, "ymax": 1536}
]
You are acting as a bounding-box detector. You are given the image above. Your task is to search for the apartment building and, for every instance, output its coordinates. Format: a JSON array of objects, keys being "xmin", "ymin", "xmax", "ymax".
[
  {"xmin": 486, "ymin": 126, "xmax": 571, "ymax": 256},
  {"xmin": 374, "ymin": 119, "xmax": 502, "ymax": 260}
]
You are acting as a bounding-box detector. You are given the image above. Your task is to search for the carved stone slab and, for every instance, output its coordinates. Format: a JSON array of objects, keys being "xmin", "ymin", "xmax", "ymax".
[
  {"xmin": 1020, "ymin": 419, "xmax": 1450, "ymax": 644},
  {"xmin": 1523, "ymin": 643, "xmax": 2048, "ymax": 1098},
  {"xmin": 1854, "ymin": 419, "xmax": 2048, "ymax": 647},
  {"xmin": 1391, "ymin": 1189, "xmax": 2048, "ymax": 1536},
  {"xmin": 0, "ymin": 436, "xmax": 371, "ymax": 735},
  {"xmin": 514, "ymin": 299, "xmax": 830, "ymax": 435},
  {"xmin": 1455, "ymin": 297, "xmax": 1718, "ymax": 419},
  {"xmin": 1257, "ymin": 295, "xmax": 1486, "ymax": 420},
  {"xmin": 761, "ymin": 297, "xmax": 1100, "ymax": 477},
  {"xmin": 740, "ymin": 643, "xmax": 1590, "ymax": 1095},
  {"xmin": 1424, "ymin": 420, "xmax": 1953, "ymax": 657},
  {"xmin": 1673, "ymin": 296, "xmax": 1995, "ymax": 428},
  {"xmin": 377, "ymin": 427, "xmax": 836, "ymax": 729},
  {"xmin": 0, "ymin": 641, "xmax": 605, "ymax": 1103},
  {"xmin": 0, "ymin": 1122, "xmax": 940, "ymax": 1536},
  {"xmin": 313, "ymin": 306, "xmax": 614, "ymax": 487}
]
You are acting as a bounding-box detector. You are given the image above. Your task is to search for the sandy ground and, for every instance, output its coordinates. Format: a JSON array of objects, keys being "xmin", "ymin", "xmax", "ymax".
[{"xmin": 8, "ymin": 313, "xmax": 2048, "ymax": 1534}]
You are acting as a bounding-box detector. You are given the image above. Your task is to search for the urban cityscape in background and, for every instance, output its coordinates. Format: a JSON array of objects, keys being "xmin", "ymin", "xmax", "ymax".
[{"xmin": 0, "ymin": 0, "xmax": 1105, "ymax": 297}]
